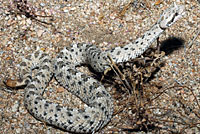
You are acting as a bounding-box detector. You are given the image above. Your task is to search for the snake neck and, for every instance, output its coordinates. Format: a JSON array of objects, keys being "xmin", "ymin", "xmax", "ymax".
[{"xmin": 106, "ymin": 23, "xmax": 164, "ymax": 63}]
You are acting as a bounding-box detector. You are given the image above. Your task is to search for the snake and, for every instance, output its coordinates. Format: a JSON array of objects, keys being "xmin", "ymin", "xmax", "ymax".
[{"xmin": 6, "ymin": 3, "xmax": 184, "ymax": 134}]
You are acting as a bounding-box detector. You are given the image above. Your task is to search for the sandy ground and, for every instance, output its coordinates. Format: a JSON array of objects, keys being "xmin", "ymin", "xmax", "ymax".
[{"xmin": 0, "ymin": 0, "xmax": 199, "ymax": 134}]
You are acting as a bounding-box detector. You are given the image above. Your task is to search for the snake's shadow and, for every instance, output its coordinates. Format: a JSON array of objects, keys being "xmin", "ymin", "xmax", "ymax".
[{"xmin": 160, "ymin": 36, "xmax": 184, "ymax": 55}]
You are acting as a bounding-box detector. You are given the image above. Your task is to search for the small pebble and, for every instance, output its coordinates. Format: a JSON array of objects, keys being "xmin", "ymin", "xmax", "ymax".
[
  {"xmin": 40, "ymin": 3, "xmax": 45, "ymax": 7},
  {"xmin": 12, "ymin": 102, "xmax": 19, "ymax": 112}
]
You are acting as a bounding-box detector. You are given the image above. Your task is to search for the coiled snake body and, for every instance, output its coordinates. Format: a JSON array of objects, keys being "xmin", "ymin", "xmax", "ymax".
[{"xmin": 6, "ymin": 3, "xmax": 184, "ymax": 133}]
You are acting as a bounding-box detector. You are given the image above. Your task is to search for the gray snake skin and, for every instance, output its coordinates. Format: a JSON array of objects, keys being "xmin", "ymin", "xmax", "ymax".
[{"xmin": 6, "ymin": 3, "xmax": 184, "ymax": 133}]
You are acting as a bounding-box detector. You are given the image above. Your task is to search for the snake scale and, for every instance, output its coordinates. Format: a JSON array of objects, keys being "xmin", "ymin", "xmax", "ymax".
[{"xmin": 6, "ymin": 3, "xmax": 184, "ymax": 133}]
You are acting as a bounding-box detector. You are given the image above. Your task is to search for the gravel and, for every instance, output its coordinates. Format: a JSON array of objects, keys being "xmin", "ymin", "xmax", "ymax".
[{"xmin": 0, "ymin": 0, "xmax": 199, "ymax": 134}]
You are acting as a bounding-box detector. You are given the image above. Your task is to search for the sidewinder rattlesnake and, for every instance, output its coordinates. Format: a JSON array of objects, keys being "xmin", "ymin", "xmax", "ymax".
[{"xmin": 6, "ymin": 3, "xmax": 184, "ymax": 134}]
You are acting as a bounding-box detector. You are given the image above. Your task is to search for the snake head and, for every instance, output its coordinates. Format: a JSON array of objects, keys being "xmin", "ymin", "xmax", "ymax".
[{"xmin": 158, "ymin": 3, "xmax": 185, "ymax": 29}]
